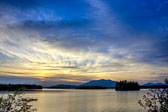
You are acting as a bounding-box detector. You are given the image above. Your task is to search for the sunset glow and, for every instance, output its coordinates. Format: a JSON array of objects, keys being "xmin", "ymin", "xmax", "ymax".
[{"xmin": 0, "ymin": 0, "xmax": 168, "ymax": 86}]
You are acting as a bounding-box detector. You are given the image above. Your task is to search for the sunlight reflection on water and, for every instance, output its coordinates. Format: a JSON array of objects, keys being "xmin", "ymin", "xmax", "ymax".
[{"xmin": 26, "ymin": 89, "xmax": 147, "ymax": 112}]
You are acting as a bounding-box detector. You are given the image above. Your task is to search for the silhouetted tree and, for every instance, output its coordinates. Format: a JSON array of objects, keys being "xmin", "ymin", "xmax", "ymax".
[{"xmin": 115, "ymin": 80, "xmax": 140, "ymax": 91}]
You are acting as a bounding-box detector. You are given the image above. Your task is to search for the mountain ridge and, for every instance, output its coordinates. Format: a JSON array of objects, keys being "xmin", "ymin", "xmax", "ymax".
[
  {"xmin": 47, "ymin": 79, "xmax": 168, "ymax": 89},
  {"xmin": 79, "ymin": 79, "xmax": 117, "ymax": 88},
  {"xmin": 143, "ymin": 82, "xmax": 168, "ymax": 86}
]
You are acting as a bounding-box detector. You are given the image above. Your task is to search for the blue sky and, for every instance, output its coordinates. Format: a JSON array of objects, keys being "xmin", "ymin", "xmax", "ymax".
[{"xmin": 0, "ymin": 0, "xmax": 168, "ymax": 86}]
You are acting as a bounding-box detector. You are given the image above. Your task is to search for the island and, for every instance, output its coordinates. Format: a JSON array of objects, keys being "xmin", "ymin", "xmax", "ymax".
[
  {"xmin": 115, "ymin": 80, "xmax": 140, "ymax": 91},
  {"xmin": 0, "ymin": 84, "xmax": 42, "ymax": 91}
]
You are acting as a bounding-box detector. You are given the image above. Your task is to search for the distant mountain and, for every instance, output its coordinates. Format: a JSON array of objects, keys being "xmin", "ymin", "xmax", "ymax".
[
  {"xmin": 48, "ymin": 84, "xmax": 77, "ymax": 89},
  {"xmin": 47, "ymin": 80, "xmax": 168, "ymax": 89},
  {"xmin": 143, "ymin": 83, "xmax": 168, "ymax": 86},
  {"xmin": 47, "ymin": 79, "xmax": 117, "ymax": 89},
  {"xmin": 80, "ymin": 79, "xmax": 117, "ymax": 88},
  {"xmin": 141, "ymin": 82, "xmax": 168, "ymax": 89}
]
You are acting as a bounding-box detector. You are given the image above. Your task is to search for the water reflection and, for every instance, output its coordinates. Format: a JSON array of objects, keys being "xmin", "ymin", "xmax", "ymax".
[{"xmin": 26, "ymin": 89, "xmax": 146, "ymax": 112}]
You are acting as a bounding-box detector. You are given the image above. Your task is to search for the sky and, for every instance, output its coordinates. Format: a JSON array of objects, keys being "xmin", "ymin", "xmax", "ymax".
[{"xmin": 0, "ymin": 0, "xmax": 168, "ymax": 86}]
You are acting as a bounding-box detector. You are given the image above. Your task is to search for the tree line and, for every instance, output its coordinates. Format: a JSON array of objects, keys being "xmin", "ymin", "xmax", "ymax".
[
  {"xmin": 115, "ymin": 80, "xmax": 140, "ymax": 91},
  {"xmin": 0, "ymin": 84, "xmax": 42, "ymax": 91}
]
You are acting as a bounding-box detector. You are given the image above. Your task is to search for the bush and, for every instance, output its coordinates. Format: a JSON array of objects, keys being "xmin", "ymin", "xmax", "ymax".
[
  {"xmin": 0, "ymin": 90, "xmax": 37, "ymax": 112},
  {"xmin": 138, "ymin": 89, "xmax": 168, "ymax": 112}
]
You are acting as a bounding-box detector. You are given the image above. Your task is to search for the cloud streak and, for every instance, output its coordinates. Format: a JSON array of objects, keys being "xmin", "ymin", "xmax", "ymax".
[{"xmin": 0, "ymin": 0, "xmax": 168, "ymax": 85}]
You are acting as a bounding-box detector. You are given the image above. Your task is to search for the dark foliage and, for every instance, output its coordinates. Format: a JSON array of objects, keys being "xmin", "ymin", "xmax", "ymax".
[
  {"xmin": 138, "ymin": 89, "xmax": 168, "ymax": 112},
  {"xmin": 0, "ymin": 84, "xmax": 42, "ymax": 91},
  {"xmin": 0, "ymin": 90, "xmax": 37, "ymax": 112},
  {"xmin": 115, "ymin": 80, "xmax": 140, "ymax": 91}
]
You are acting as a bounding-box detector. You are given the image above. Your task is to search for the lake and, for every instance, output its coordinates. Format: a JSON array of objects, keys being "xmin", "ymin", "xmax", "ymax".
[{"xmin": 25, "ymin": 89, "xmax": 147, "ymax": 112}]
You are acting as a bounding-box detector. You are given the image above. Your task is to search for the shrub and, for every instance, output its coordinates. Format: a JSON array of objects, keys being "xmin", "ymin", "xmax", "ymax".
[
  {"xmin": 138, "ymin": 89, "xmax": 168, "ymax": 112},
  {"xmin": 0, "ymin": 90, "xmax": 37, "ymax": 112}
]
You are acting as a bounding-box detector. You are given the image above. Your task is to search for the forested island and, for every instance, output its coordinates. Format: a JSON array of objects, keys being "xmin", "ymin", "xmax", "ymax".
[
  {"xmin": 0, "ymin": 84, "xmax": 42, "ymax": 91},
  {"xmin": 115, "ymin": 80, "xmax": 140, "ymax": 91}
]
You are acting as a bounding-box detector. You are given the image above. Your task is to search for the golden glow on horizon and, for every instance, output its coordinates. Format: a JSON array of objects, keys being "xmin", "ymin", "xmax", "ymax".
[{"xmin": 0, "ymin": 31, "xmax": 168, "ymax": 84}]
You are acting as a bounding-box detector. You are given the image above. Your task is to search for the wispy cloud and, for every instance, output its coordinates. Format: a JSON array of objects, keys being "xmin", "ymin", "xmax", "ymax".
[{"xmin": 0, "ymin": 0, "xmax": 168, "ymax": 85}]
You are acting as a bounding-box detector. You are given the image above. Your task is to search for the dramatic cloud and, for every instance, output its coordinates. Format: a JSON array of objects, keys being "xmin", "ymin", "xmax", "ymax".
[{"xmin": 0, "ymin": 0, "xmax": 168, "ymax": 85}]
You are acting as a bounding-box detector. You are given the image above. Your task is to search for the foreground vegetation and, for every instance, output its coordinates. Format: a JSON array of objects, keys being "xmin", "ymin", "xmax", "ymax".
[
  {"xmin": 0, "ymin": 90, "xmax": 37, "ymax": 112},
  {"xmin": 138, "ymin": 79, "xmax": 168, "ymax": 112}
]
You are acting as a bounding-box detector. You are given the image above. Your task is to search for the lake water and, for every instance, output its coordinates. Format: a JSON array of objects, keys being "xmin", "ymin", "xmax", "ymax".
[{"xmin": 25, "ymin": 89, "xmax": 147, "ymax": 112}]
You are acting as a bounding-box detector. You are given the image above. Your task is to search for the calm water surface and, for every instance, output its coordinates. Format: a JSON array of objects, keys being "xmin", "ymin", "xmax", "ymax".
[{"xmin": 25, "ymin": 89, "xmax": 147, "ymax": 112}]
